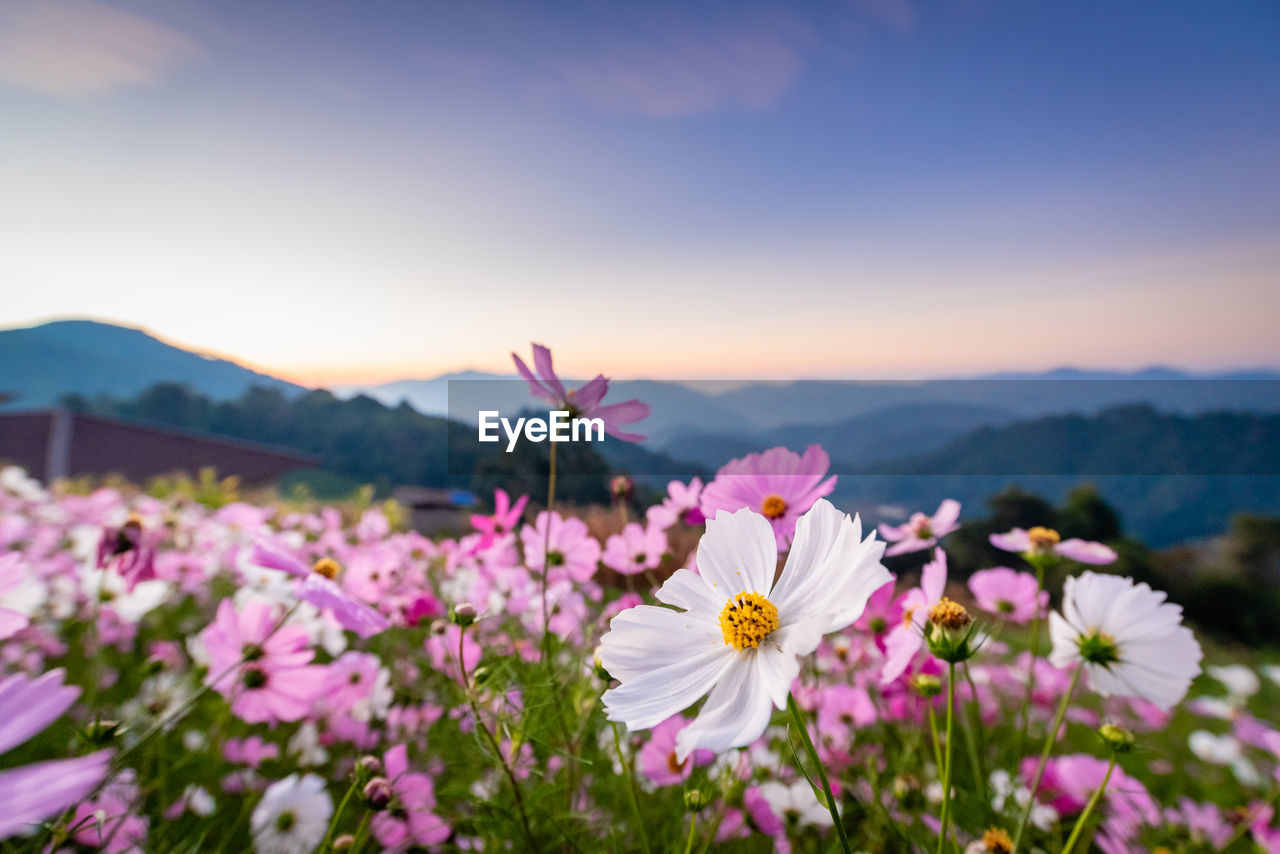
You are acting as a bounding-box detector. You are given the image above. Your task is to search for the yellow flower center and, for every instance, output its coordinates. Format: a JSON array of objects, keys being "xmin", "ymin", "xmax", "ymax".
[
  {"xmin": 760, "ymin": 494, "xmax": 788, "ymax": 519},
  {"xmin": 1027, "ymin": 526, "xmax": 1061, "ymax": 553},
  {"xmin": 982, "ymin": 828, "xmax": 1014, "ymax": 854},
  {"xmin": 719, "ymin": 591, "xmax": 780, "ymax": 650},
  {"xmin": 311, "ymin": 557, "xmax": 341, "ymax": 580},
  {"xmin": 928, "ymin": 597, "xmax": 971, "ymax": 630}
]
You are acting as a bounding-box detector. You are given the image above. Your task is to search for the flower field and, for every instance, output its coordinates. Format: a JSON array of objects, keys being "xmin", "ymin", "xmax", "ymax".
[{"xmin": 0, "ymin": 351, "xmax": 1278, "ymax": 854}]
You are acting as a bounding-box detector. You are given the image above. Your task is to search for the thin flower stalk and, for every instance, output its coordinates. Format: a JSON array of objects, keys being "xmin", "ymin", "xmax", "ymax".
[
  {"xmin": 787, "ymin": 693, "xmax": 852, "ymax": 854},
  {"xmin": 1061, "ymin": 754, "xmax": 1117, "ymax": 854}
]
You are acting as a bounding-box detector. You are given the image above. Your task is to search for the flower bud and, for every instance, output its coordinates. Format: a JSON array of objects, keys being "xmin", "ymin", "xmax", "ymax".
[
  {"xmin": 85, "ymin": 719, "xmax": 123, "ymax": 746},
  {"xmin": 684, "ymin": 790, "xmax": 707, "ymax": 812},
  {"xmin": 891, "ymin": 774, "xmax": 924, "ymax": 810},
  {"xmin": 451, "ymin": 602, "xmax": 477, "ymax": 628},
  {"xmin": 356, "ymin": 755, "xmax": 382, "ymax": 781},
  {"xmin": 911, "ymin": 673, "xmax": 943, "ymax": 699},
  {"xmin": 925, "ymin": 598, "xmax": 980, "ymax": 663},
  {"xmin": 1099, "ymin": 723, "xmax": 1136, "ymax": 753},
  {"xmin": 333, "ymin": 834, "xmax": 356, "ymax": 850},
  {"xmin": 592, "ymin": 646, "xmax": 611, "ymax": 682},
  {"xmin": 363, "ymin": 777, "xmax": 393, "ymax": 810}
]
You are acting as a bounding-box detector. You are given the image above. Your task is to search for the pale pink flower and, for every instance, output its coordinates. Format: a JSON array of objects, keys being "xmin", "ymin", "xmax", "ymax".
[
  {"xmin": 878, "ymin": 499, "xmax": 961, "ymax": 556},
  {"xmin": 990, "ymin": 527, "xmax": 1117, "ymax": 564},
  {"xmin": 880, "ymin": 549, "xmax": 947, "ymax": 685},
  {"xmin": 520, "ymin": 511, "xmax": 601, "ymax": 582},
  {"xmin": 201, "ymin": 599, "xmax": 326, "ymax": 725},
  {"xmin": 968, "ymin": 567, "xmax": 1047, "ymax": 623},
  {"xmin": 602, "ymin": 522, "xmax": 667, "ymax": 576},
  {"xmin": 698, "ymin": 444, "xmax": 837, "ymax": 549},
  {"xmin": 646, "ymin": 477, "xmax": 706, "ymax": 529},
  {"xmin": 513, "ymin": 343, "xmax": 650, "ymax": 441}
]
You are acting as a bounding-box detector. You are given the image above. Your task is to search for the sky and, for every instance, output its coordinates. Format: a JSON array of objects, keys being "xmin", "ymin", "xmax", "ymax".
[{"xmin": 1, "ymin": 0, "xmax": 1278, "ymax": 386}]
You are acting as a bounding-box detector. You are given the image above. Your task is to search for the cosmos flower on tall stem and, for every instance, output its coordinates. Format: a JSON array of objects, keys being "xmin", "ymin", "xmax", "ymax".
[
  {"xmin": 600, "ymin": 499, "xmax": 891, "ymax": 852},
  {"xmin": 1013, "ymin": 571, "xmax": 1201, "ymax": 848},
  {"xmin": 513, "ymin": 342, "xmax": 650, "ymax": 657}
]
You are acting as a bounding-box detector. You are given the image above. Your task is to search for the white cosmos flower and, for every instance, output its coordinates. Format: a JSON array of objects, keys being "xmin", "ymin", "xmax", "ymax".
[
  {"xmin": 600, "ymin": 499, "xmax": 891, "ymax": 761},
  {"xmin": 250, "ymin": 773, "xmax": 332, "ymax": 854},
  {"xmin": 1048, "ymin": 571, "xmax": 1202, "ymax": 711}
]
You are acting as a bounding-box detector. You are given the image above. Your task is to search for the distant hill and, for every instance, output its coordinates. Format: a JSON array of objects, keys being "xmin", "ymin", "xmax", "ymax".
[
  {"xmin": 834, "ymin": 405, "xmax": 1280, "ymax": 546},
  {"xmin": 659, "ymin": 402, "xmax": 1017, "ymax": 470},
  {"xmin": 0, "ymin": 320, "xmax": 304, "ymax": 408}
]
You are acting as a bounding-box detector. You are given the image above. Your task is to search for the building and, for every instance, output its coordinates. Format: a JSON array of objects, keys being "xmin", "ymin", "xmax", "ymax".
[{"xmin": 0, "ymin": 408, "xmax": 317, "ymax": 485}]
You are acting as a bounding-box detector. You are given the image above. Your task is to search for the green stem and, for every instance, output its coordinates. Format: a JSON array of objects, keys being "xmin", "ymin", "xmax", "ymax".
[
  {"xmin": 350, "ymin": 810, "xmax": 372, "ymax": 853},
  {"xmin": 1061, "ymin": 754, "xmax": 1116, "ymax": 854},
  {"xmin": 540, "ymin": 440, "xmax": 557, "ymax": 662},
  {"xmin": 962, "ymin": 664, "xmax": 989, "ymax": 814},
  {"xmin": 1012, "ymin": 666, "xmax": 1082, "ymax": 849},
  {"xmin": 927, "ymin": 704, "xmax": 944, "ymax": 773},
  {"xmin": 1016, "ymin": 560, "xmax": 1046, "ymax": 757},
  {"xmin": 682, "ymin": 812, "xmax": 698, "ymax": 854},
  {"xmin": 936, "ymin": 663, "xmax": 956, "ymax": 854},
  {"xmin": 787, "ymin": 693, "xmax": 852, "ymax": 854},
  {"xmin": 320, "ymin": 773, "xmax": 362, "ymax": 852},
  {"xmin": 611, "ymin": 722, "xmax": 652, "ymax": 854}
]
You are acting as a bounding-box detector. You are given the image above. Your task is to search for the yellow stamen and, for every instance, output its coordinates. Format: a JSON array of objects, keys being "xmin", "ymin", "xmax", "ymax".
[
  {"xmin": 1027, "ymin": 526, "xmax": 1061, "ymax": 553},
  {"xmin": 928, "ymin": 597, "xmax": 971, "ymax": 630},
  {"xmin": 719, "ymin": 591, "xmax": 780, "ymax": 650},
  {"xmin": 982, "ymin": 828, "xmax": 1014, "ymax": 854},
  {"xmin": 761, "ymin": 494, "xmax": 788, "ymax": 519},
  {"xmin": 311, "ymin": 557, "xmax": 341, "ymax": 580}
]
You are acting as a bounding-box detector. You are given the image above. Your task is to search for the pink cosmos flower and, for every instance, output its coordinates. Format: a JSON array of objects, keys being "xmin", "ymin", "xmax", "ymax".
[
  {"xmin": 638, "ymin": 715, "xmax": 714, "ymax": 787},
  {"xmin": 248, "ymin": 540, "xmax": 390, "ymax": 638},
  {"xmin": 968, "ymin": 567, "xmax": 1047, "ymax": 623},
  {"xmin": 601, "ymin": 522, "xmax": 667, "ymax": 576},
  {"xmin": 878, "ymin": 499, "xmax": 961, "ymax": 557},
  {"xmin": 698, "ymin": 444, "xmax": 837, "ymax": 549},
  {"xmin": 989, "ymin": 526, "xmax": 1117, "ymax": 564},
  {"xmin": 0, "ymin": 554, "xmax": 29, "ymax": 640},
  {"xmin": 519, "ymin": 511, "xmax": 601, "ymax": 583},
  {"xmin": 372, "ymin": 744, "xmax": 451, "ymax": 850},
  {"xmin": 72, "ymin": 769, "xmax": 149, "ymax": 853},
  {"xmin": 0, "ymin": 669, "xmax": 112, "ymax": 840},
  {"xmin": 880, "ymin": 549, "xmax": 947, "ymax": 685},
  {"xmin": 854, "ymin": 576, "xmax": 900, "ymax": 642},
  {"xmin": 512, "ymin": 343, "xmax": 650, "ymax": 441},
  {"xmin": 96, "ymin": 514, "xmax": 158, "ymax": 591},
  {"xmin": 201, "ymin": 598, "xmax": 326, "ymax": 725},
  {"xmin": 470, "ymin": 489, "xmax": 529, "ymax": 551},
  {"xmin": 645, "ymin": 477, "xmax": 706, "ymax": 529},
  {"xmin": 1253, "ymin": 805, "xmax": 1280, "ymax": 853}
]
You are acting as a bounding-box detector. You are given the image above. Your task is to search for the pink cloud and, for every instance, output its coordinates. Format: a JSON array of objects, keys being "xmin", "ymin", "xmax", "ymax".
[
  {"xmin": 551, "ymin": 19, "xmax": 811, "ymax": 118},
  {"xmin": 0, "ymin": 0, "xmax": 199, "ymax": 97}
]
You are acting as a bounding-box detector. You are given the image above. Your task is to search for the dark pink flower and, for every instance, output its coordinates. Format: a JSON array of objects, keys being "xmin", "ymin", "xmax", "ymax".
[
  {"xmin": 470, "ymin": 489, "xmax": 529, "ymax": 551},
  {"xmin": 698, "ymin": 444, "xmax": 837, "ymax": 549}
]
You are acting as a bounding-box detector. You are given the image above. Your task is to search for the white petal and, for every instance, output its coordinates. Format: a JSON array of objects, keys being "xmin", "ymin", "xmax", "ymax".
[
  {"xmin": 674, "ymin": 654, "xmax": 773, "ymax": 761},
  {"xmin": 696, "ymin": 508, "xmax": 778, "ymax": 599},
  {"xmin": 654, "ymin": 568, "xmax": 725, "ymax": 615},
  {"xmin": 603, "ymin": 647, "xmax": 735, "ymax": 729},
  {"xmin": 599, "ymin": 605, "xmax": 721, "ymax": 682},
  {"xmin": 754, "ymin": 637, "xmax": 803, "ymax": 710}
]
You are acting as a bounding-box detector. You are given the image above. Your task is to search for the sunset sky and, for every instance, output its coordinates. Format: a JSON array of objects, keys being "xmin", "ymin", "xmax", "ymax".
[{"xmin": 1, "ymin": 0, "xmax": 1278, "ymax": 386}]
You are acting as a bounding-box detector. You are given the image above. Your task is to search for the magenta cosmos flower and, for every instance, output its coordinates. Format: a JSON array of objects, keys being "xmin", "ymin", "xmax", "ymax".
[
  {"xmin": 513, "ymin": 343, "xmax": 650, "ymax": 441},
  {"xmin": 372, "ymin": 744, "xmax": 450, "ymax": 850},
  {"xmin": 520, "ymin": 511, "xmax": 601, "ymax": 582},
  {"xmin": 646, "ymin": 477, "xmax": 706, "ymax": 529},
  {"xmin": 989, "ymin": 526, "xmax": 1117, "ymax": 565},
  {"xmin": 0, "ymin": 669, "xmax": 112, "ymax": 840},
  {"xmin": 201, "ymin": 598, "xmax": 326, "ymax": 725},
  {"xmin": 698, "ymin": 444, "xmax": 837, "ymax": 549},
  {"xmin": 95, "ymin": 513, "xmax": 158, "ymax": 591},
  {"xmin": 470, "ymin": 489, "xmax": 529, "ymax": 550},
  {"xmin": 877, "ymin": 499, "xmax": 961, "ymax": 557},
  {"xmin": 968, "ymin": 567, "xmax": 1047, "ymax": 623}
]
